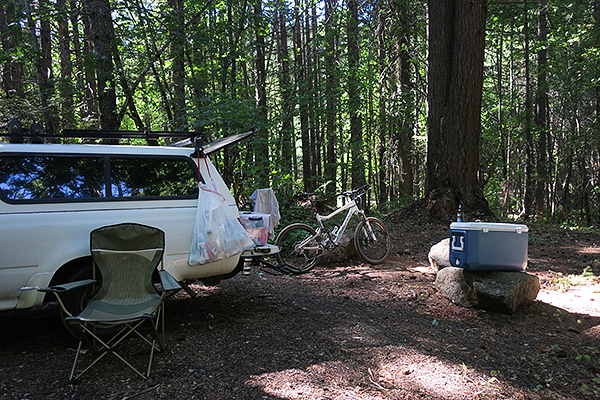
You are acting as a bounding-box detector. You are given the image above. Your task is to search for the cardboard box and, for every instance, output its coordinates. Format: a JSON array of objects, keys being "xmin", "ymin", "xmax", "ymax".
[
  {"xmin": 449, "ymin": 222, "xmax": 528, "ymax": 271},
  {"xmin": 239, "ymin": 212, "xmax": 270, "ymax": 245}
]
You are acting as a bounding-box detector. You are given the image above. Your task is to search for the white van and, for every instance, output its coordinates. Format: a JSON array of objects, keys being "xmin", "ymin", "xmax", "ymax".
[{"xmin": 0, "ymin": 128, "xmax": 251, "ymax": 317}]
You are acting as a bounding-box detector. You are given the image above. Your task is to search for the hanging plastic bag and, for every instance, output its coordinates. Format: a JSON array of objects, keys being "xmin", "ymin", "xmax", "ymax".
[{"xmin": 189, "ymin": 180, "xmax": 254, "ymax": 265}]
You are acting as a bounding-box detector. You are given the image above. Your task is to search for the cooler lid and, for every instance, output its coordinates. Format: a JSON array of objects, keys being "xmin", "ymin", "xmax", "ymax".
[{"xmin": 450, "ymin": 222, "xmax": 529, "ymax": 234}]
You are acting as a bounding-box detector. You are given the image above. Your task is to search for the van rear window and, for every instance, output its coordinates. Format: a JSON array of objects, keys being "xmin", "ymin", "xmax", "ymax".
[
  {"xmin": 0, "ymin": 154, "xmax": 198, "ymax": 202},
  {"xmin": 110, "ymin": 157, "xmax": 198, "ymax": 198}
]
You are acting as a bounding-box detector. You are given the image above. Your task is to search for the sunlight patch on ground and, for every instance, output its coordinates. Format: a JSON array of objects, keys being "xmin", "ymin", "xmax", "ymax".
[
  {"xmin": 247, "ymin": 352, "xmax": 507, "ymax": 399},
  {"xmin": 247, "ymin": 362, "xmax": 387, "ymax": 400},
  {"xmin": 537, "ymin": 283, "xmax": 600, "ymax": 317},
  {"xmin": 408, "ymin": 265, "xmax": 435, "ymax": 274},
  {"xmin": 377, "ymin": 355, "xmax": 506, "ymax": 399}
]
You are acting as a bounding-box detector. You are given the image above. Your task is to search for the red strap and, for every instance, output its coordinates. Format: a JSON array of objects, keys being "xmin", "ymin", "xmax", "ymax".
[{"xmin": 197, "ymin": 151, "xmax": 212, "ymax": 181}]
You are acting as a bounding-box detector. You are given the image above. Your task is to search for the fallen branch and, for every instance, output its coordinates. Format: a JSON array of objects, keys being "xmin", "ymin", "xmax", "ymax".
[
  {"xmin": 121, "ymin": 384, "xmax": 160, "ymax": 400},
  {"xmin": 367, "ymin": 368, "xmax": 389, "ymax": 391}
]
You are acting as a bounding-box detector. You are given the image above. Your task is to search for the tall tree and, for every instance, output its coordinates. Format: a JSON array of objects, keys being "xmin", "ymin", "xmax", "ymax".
[
  {"xmin": 535, "ymin": 0, "xmax": 549, "ymax": 218},
  {"xmin": 295, "ymin": 0, "xmax": 314, "ymax": 191},
  {"xmin": 426, "ymin": 0, "xmax": 492, "ymax": 218},
  {"xmin": 254, "ymin": 0, "xmax": 269, "ymax": 184},
  {"xmin": 523, "ymin": 1, "xmax": 534, "ymax": 219},
  {"xmin": 347, "ymin": 0, "xmax": 366, "ymax": 189},
  {"xmin": 86, "ymin": 0, "xmax": 118, "ymax": 130},
  {"xmin": 168, "ymin": 0, "xmax": 187, "ymax": 130},
  {"xmin": 274, "ymin": 0, "xmax": 297, "ymax": 192},
  {"xmin": 393, "ymin": 1, "xmax": 415, "ymax": 199},
  {"xmin": 0, "ymin": 1, "xmax": 24, "ymax": 97},
  {"xmin": 24, "ymin": 0, "xmax": 54, "ymax": 132},
  {"xmin": 57, "ymin": 0, "xmax": 74, "ymax": 128},
  {"xmin": 324, "ymin": 0, "xmax": 339, "ymax": 196}
]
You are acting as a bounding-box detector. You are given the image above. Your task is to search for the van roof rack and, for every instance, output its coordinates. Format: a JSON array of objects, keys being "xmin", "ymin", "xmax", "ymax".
[{"xmin": 0, "ymin": 119, "xmax": 258, "ymax": 154}]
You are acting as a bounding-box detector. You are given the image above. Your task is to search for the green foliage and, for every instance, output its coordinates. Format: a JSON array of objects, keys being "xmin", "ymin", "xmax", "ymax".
[
  {"xmin": 1, "ymin": 0, "xmax": 599, "ymax": 224},
  {"xmin": 550, "ymin": 266, "xmax": 598, "ymax": 291}
]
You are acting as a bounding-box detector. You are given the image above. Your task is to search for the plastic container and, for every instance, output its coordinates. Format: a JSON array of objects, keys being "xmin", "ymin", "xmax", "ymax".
[
  {"xmin": 239, "ymin": 212, "xmax": 270, "ymax": 245},
  {"xmin": 449, "ymin": 222, "xmax": 529, "ymax": 271}
]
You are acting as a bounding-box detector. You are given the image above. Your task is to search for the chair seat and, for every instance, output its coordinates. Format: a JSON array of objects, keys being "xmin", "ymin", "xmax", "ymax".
[{"xmin": 66, "ymin": 294, "xmax": 161, "ymax": 323}]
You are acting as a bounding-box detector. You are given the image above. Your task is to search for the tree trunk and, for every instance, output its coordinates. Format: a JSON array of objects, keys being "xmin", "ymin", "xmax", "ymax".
[
  {"xmin": 397, "ymin": 30, "xmax": 414, "ymax": 198},
  {"xmin": 168, "ymin": 0, "xmax": 187, "ymax": 131},
  {"xmin": 275, "ymin": 0, "xmax": 295, "ymax": 190},
  {"xmin": 523, "ymin": 0, "xmax": 534, "ymax": 220},
  {"xmin": 347, "ymin": 0, "xmax": 366, "ymax": 190},
  {"xmin": 535, "ymin": 0, "xmax": 549, "ymax": 220},
  {"xmin": 376, "ymin": 2, "xmax": 388, "ymax": 204},
  {"xmin": 254, "ymin": 0, "xmax": 269, "ymax": 185},
  {"xmin": 324, "ymin": 0, "xmax": 338, "ymax": 196},
  {"xmin": 25, "ymin": 0, "xmax": 56, "ymax": 133},
  {"xmin": 1, "ymin": 1, "xmax": 24, "ymax": 97},
  {"xmin": 86, "ymin": 0, "xmax": 118, "ymax": 130},
  {"xmin": 294, "ymin": 0, "xmax": 313, "ymax": 191},
  {"xmin": 71, "ymin": 0, "xmax": 98, "ymax": 122},
  {"xmin": 426, "ymin": 0, "xmax": 492, "ymax": 220},
  {"xmin": 57, "ymin": 0, "xmax": 74, "ymax": 129}
]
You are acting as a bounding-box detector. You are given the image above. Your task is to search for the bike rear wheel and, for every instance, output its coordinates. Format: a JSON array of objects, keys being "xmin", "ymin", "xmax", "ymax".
[
  {"xmin": 354, "ymin": 217, "xmax": 390, "ymax": 264},
  {"xmin": 276, "ymin": 223, "xmax": 322, "ymax": 273}
]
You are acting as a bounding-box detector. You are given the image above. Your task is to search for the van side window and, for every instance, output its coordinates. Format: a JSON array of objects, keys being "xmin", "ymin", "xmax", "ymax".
[
  {"xmin": 0, "ymin": 155, "xmax": 104, "ymax": 200},
  {"xmin": 110, "ymin": 157, "xmax": 198, "ymax": 198},
  {"xmin": 0, "ymin": 154, "xmax": 199, "ymax": 202}
]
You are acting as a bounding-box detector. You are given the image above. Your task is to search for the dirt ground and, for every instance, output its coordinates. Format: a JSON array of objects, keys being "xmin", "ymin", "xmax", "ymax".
[{"xmin": 2, "ymin": 220, "xmax": 600, "ymax": 400}]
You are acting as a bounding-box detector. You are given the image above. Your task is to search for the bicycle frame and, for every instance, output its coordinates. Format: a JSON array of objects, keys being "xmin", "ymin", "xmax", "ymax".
[{"xmin": 315, "ymin": 198, "xmax": 365, "ymax": 245}]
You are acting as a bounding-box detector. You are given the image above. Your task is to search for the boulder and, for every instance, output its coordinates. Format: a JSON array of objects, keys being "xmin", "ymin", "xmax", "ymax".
[
  {"xmin": 428, "ymin": 238, "xmax": 452, "ymax": 270},
  {"xmin": 434, "ymin": 266, "xmax": 478, "ymax": 307},
  {"xmin": 435, "ymin": 267, "xmax": 540, "ymax": 313}
]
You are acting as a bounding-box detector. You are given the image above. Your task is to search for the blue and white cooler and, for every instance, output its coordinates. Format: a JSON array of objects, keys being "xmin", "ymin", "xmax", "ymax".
[{"xmin": 449, "ymin": 222, "xmax": 529, "ymax": 271}]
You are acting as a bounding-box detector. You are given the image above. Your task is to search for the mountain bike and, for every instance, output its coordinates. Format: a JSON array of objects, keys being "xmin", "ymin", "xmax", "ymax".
[{"xmin": 275, "ymin": 184, "xmax": 390, "ymax": 274}]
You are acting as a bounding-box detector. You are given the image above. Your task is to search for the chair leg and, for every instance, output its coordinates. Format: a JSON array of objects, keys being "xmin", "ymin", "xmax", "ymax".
[
  {"xmin": 70, "ymin": 319, "xmax": 155, "ymax": 381},
  {"xmin": 69, "ymin": 330, "xmax": 85, "ymax": 382}
]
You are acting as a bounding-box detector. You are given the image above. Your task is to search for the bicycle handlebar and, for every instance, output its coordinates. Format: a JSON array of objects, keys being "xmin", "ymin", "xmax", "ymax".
[{"xmin": 339, "ymin": 184, "xmax": 371, "ymax": 199}]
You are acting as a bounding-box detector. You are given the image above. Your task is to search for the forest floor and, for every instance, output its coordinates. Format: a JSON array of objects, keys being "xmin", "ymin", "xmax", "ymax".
[{"xmin": 2, "ymin": 219, "xmax": 600, "ymax": 400}]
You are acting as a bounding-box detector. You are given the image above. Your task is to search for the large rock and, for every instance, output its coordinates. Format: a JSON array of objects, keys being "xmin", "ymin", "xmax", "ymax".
[
  {"xmin": 435, "ymin": 267, "xmax": 540, "ymax": 313},
  {"xmin": 316, "ymin": 232, "xmax": 357, "ymax": 265},
  {"xmin": 428, "ymin": 238, "xmax": 452, "ymax": 270}
]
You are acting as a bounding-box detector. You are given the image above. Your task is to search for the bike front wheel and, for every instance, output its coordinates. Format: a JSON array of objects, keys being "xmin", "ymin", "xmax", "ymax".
[
  {"xmin": 276, "ymin": 223, "xmax": 322, "ymax": 273},
  {"xmin": 354, "ymin": 217, "xmax": 390, "ymax": 264}
]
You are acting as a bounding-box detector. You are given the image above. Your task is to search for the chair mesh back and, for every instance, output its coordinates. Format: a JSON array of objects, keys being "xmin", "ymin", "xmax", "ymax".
[{"xmin": 89, "ymin": 223, "xmax": 165, "ymax": 317}]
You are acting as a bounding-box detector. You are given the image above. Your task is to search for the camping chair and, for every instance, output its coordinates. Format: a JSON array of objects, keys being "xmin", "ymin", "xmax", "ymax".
[{"xmin": 39, "ymin": 223, "xmax": 181, "ymax": 381}]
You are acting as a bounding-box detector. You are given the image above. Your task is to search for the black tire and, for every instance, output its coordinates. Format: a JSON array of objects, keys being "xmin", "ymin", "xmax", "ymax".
[
  {"xmin": 275, "ymin": 223, "xmax": 322, "ymax": 273},
  {"xmin": 354, "ymin": 217, "xmax": 390, "ymax": 264}
]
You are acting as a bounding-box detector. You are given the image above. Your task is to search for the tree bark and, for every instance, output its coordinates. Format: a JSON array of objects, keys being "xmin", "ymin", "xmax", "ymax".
[
  {"xmin": 376, "ymin": 2, "xmax": 388, "ymax": 203},
  {"xmin": 168, "ymin": 0, "xmax": 187, "ymax": 130},
  {"xmin": 254, "ymin": 0, "xmax": 269, "ymax": 184},
  {"xmin": 275, "ymin": 0, "xmax": 296, "ymax": 187},
  {"xmin": 523, "ymin": 0, "xmax": 534, "ymax": 219},
  {"xmin": 535, "ymin": 0, "xmax": 549, "ymax": 220},
  {"xmin": 396, "ymin": 12, "xmax": 414, "ymax": 199},
  {"xmin": 57, "ymin": 0, "xmax": 74, "ymax": 129},
  {"xmin": 86, "ymin": 0, "xmax": 118, "ymax": 130},
  {"xmin": 324, "ymin": 0, "xmax": 338, "ymax": 196},
  {"xmin": 25, "ymin": 0, "xmax": 57, "ymax": 133},
  {"xmin": 294, "ymin": 0, "xmax": 313, "ymax": 191},
  {"xmin": 426, "ymin": 0, "xmax": 492, "ymax": 219},
  {"xmin": 347, "ymin": 0, "xmax": 366, "ymax": 190},
  {"xmin": 72, "ymin": 0, "xmax": 98, "ymax": 122},
  {"xmin": 1, "ymin": 1, "xmax": 24, "ymax": 97}
]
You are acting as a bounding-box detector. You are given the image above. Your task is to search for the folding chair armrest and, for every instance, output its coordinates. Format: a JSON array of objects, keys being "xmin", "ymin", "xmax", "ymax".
[
  {"xmin": 37, "ymin": 279, "xmax": 97, "ymax": 293},
  {"xmin": 158, "ymin": 270, "xmax": 182, "ymax": 292}
]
